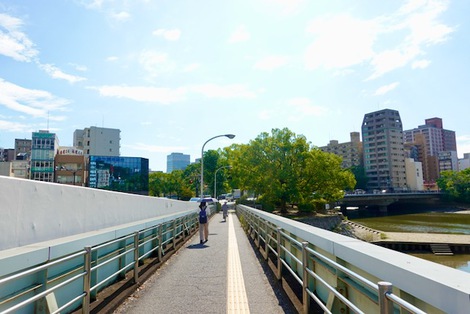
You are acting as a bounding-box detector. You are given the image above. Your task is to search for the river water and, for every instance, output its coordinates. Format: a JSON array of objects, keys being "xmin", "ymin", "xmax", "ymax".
[{"xmin": 347, "ymin": 207, "xmax": 470, "ymax": 274}]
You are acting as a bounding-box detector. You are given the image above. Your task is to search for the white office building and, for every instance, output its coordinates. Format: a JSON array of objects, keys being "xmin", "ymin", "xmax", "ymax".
[{"xmin": 74, "ymin": 126, "xmax": 120, "ymax": 157}]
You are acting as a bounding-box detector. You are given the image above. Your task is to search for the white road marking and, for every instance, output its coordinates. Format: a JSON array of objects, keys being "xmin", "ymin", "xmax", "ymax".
[{"xmin": 227, "ymin": 214, "xmax": 250, "ymax": 313}]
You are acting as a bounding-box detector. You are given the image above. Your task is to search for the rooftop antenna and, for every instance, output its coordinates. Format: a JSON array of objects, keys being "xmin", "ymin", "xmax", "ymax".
[{"xmin": 47, "ymin": 111, "xmax": 50, "ymax": 131}]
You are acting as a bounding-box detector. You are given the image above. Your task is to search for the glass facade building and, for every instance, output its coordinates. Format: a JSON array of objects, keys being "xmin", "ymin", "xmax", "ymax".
[{"xmin": 88, "ymin": 156, "xmax": 149, "ymax": 195}]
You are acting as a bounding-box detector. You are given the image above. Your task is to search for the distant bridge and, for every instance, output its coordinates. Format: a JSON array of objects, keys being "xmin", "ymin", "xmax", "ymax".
[{"xmin": 339, "ymin": 192, "xmax": 443, "ymax": 212}]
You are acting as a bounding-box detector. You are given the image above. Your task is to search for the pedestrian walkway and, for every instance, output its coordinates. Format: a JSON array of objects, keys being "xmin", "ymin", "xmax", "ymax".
[{"xmin": 113, "ymin": 210, "xmax": 295, "ymax": 314}]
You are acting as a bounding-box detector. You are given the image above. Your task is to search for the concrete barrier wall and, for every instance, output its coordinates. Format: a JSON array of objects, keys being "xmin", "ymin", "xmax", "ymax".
[
  {"xmin": 0, "ymin": 176, "xmax": 197, "ymax": 251},
  {"xmin": 238, "ymin": 205, "xmax": 470, "ymax": 314}
]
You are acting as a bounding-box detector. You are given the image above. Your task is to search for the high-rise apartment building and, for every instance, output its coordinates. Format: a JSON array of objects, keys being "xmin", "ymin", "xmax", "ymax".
[
  {"xmin": 438, "ymin": 151, "xmax": 459, "ymax": 172},
  {"xmin": 361, "ymin": 109, "xmax": 406, "ymax": 191},
  {"xmin": 404, "ymin": 118, "xmax": 457, "ymax": 187},
  {"xmin": 404, "ymin": 118, "xmax": 457, "ymax": 157},
  {"xmin": 167, "ymin": 152, "xmax": 190, "ymax": 172},
  {"xmin": 319, "ymin": 132, "xmax": 362, "ymax": 169},
  {"xmin": 73, "ymin": 126, "xmax": 120, "ymax": 157},
  {"xmin": 30, "ymin": 130, "xmax": 59, "ymax": 182}
]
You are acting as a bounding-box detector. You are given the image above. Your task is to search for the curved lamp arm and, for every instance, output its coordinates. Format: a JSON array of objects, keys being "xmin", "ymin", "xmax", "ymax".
[{"xmin": 200, "ymin": 134, "xmax": 235, "ymax": 197}]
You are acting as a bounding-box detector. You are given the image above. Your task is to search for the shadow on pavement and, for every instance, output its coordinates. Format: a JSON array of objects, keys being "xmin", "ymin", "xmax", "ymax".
[{"xmin": 187, "ymin": 243, "xmax": 209, "ymax": 249}]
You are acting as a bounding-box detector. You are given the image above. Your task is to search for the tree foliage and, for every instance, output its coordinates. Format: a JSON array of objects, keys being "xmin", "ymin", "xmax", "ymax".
[
  {"xmin": 437, "ymin": 168, "xmax": 470, "ymax": 203},
  {"xmin": 228, "ymin": 128, "xmax": 356, "ymax": 213}
]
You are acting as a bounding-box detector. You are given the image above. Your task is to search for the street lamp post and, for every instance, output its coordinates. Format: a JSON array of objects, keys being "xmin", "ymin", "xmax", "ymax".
[
  {"xmin": 200, "ymin": 134, "xmax": 235, "ymax": 198},
  {"xmin": 214, "ymin": 165, "xmax": 231, "ymax": 200}
]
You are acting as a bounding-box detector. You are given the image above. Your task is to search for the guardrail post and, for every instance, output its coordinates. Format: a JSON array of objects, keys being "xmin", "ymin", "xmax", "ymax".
[
  {"xmin": 133, "ymin": 232, "xmax": 139, "ymax": 284},
  {"xmin": 83, "ymin": 246, "xmax": 91, "ymax": 314},
  {"xmin": 173, "ymin": 220, "xmax": 177, "ymax": 249},
  {"xmin": 276, "ymin": 227, "xmax": 282, "ymax": 280},
  {"xmin": 302, "ymin": 242, "xmax": 309, "ymax": 314},
  {"xmin": 264, "ymin": 222, "xmax": 269, "ymax": 260},
  {"xmin": 256, "ymin": 217, "xmax": 261, "ymax": 249},
  {"xmin": 183, "ymin": 216, "xmax": 187, "ymax": 241},
  {"xmin": 158, "ymin": 224, "xmax": 163, "ymax": 261},
  {"xmin": 378, "ymin": 281, "xmax": 393, "ymax": 314}
]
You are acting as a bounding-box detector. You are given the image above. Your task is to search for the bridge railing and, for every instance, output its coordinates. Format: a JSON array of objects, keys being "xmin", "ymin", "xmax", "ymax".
[
  {"xmin": 237, "ymin": 204, "xmax": 470, "ymax": 314},
  {"xmin": 0, "ymin": 212, "xmax": 199, "ymax": 314}
]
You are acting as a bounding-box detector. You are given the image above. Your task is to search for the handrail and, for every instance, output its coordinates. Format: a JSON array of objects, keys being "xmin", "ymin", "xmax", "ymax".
[
  {"xmin": 237, "ymin": 205, "xmax": 432, "ymax": 314},
  {"xmin": 0, "ymin": 211, "xmax": 199, "ymax": 314}
]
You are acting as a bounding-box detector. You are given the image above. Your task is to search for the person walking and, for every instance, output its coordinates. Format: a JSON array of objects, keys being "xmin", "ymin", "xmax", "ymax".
[
  {"xmin": 198, "ymin": 201, "xmax": 209, "ymax": 244},
  {"xmin": 222, "ymin": 201, "xmax": 228, "ymax": 222}
]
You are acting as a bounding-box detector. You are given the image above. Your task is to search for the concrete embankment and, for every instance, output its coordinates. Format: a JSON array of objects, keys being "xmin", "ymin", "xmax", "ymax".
[{"xmin": 300, "ymin": 214, "xmax": 470, "ymax": 254}]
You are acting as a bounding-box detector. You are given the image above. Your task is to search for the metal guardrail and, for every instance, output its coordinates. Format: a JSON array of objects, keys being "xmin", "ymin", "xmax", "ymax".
[
  {"xmin": 237, "ymin": 206, "xmax": 428, "ymax": 314},
  {"xmin": 0, "ymin": 212, "xmax": 198, "ymax": 314}
]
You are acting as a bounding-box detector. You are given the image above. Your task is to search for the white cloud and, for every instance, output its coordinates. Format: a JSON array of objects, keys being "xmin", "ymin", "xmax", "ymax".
[
  {"xmin": 254, "ymin": 56, "xmax": 289, "ymax": 71},
  {"xmin": 152, "ymin": 28, "xmax": 181, "ymax": 41},
  {"xmin": 80, "ymin": 0, "xmax": 105, "ymax": 10},
  {"xmin": 305, "ymin": 1, "xmax": 453, "ymax": 80},
  {"xmin": 106, "ymin": 56, "xmax": 119, "ymax": 62},
  {"xmin": 90, "ymin": 83, "xmax": 257, "ymax": 103},
  {"xmin": 39, "ymin": 64, "xmax": 87, "ymax": 83},
  {"xmin": 375, "ymin": 82, "xmax": 400, "ymax": 96},
  {"xmin": 261, "ymin": 0, "xmax": 304, "ymax": 15},
  {"xmin": 183, "ymin": 63, "xmax": 200, "ymax": 72},
  {"xmin": 287, "ymin": 98, "xmax": 327, "ymax": 121},
  {"xmin": 139, "ymin": 50, "xmax": 174, "ymax": 77},
  {"xmin": 305, "ymin": 14, "xmax": 377, "ymax": 70},
  {"xmin": 91, "ymin": 85, "xmax": 187, "ymax": 104},
  {"xmin": 0, "ymin": 78, "xmax": 70, "ymax": 118},
  {"xmin": 0, "ymin": 13, "xmax": 38, "ymax": 62},
  {"xmin": 69, "ymin": 63, "xmax": 88, "ymax": 72},
  {"xmin": 189, "ymin": 84, "xmax": 256, "ymax": 99},
  {"xmin": 368, "ymin": 0, "xmax": 453, "ymax": 79},
  {"xmin": 228, "ymin": 25, "xmax": 250, "ymax": 44},
  {"xmin": 412, "ymin": 59, "xmax": 431, "ymax": 69},
  {"xmin": 111, "ymin": 11, "xmax": 131, "ymax": 22},
  {"xmin": 0, "ymin": 119, "xmax": 33, "ymax": 132}
]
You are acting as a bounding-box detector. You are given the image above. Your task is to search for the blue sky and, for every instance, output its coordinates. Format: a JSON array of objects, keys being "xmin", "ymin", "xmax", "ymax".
[{"xmin": 1, "ymin": 0, "xmax": 469, "ymax": 172}]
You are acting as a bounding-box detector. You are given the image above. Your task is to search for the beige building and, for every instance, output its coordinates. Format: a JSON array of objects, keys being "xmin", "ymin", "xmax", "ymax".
[
  {"xmin": 404, "ymin": 158, "xmax": 424, "ymax": 191},
  {"xmin": 0, "ymin": 160, "xmax": 29, "ymax": 179},
  {"xmin": 55, "ymin": 147, "xmax": 87, "ymax": 186},
  {"xmin": 319, "ymin": 132, "xmax": 362, "ymax": 168}
]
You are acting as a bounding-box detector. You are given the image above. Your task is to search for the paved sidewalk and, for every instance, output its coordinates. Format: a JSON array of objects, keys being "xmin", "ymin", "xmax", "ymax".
[{"xmin": 113, "ymin": 210, "xmax": 295, "ymax": 314}]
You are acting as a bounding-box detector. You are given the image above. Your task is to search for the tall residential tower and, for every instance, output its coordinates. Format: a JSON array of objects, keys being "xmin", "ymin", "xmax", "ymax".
[{"xmin": 361, "ymin": 109, "xmax": 406, "ymax": 191}]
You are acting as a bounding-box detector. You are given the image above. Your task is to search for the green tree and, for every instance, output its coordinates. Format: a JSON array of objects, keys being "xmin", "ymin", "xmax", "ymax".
[
  {"xmin": 183, "ymin": 163, "xmax": 201, "ymax": 197},
  {"xmin": 437, "ymin": 169, "xmax": 470, "ymax": 203},
  {"xmin": 228, "ymin": 128, "xmax": 356, "ymax": 213},
  {"xmin": 149, "ymin": 171, "xmax": 169, "ymax": 197},
  {"xmin": 302, "ymin": 149, "xmax": 356, "ymax": 209}
]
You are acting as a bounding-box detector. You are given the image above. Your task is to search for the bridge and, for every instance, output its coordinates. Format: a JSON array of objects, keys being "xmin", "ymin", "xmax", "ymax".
[
  {"xmin": 0, "ymin": 176, "xmax": 469, "ymax": 314},
  {"xmin": 339, "ymin": 192, "xmax": 443, "ymax": 212}
]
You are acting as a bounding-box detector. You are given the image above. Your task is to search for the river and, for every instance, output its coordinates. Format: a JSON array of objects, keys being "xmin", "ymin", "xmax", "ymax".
[{"xmin": 347, "ymin": 207, "xmax": 470, "ymax": 274}]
